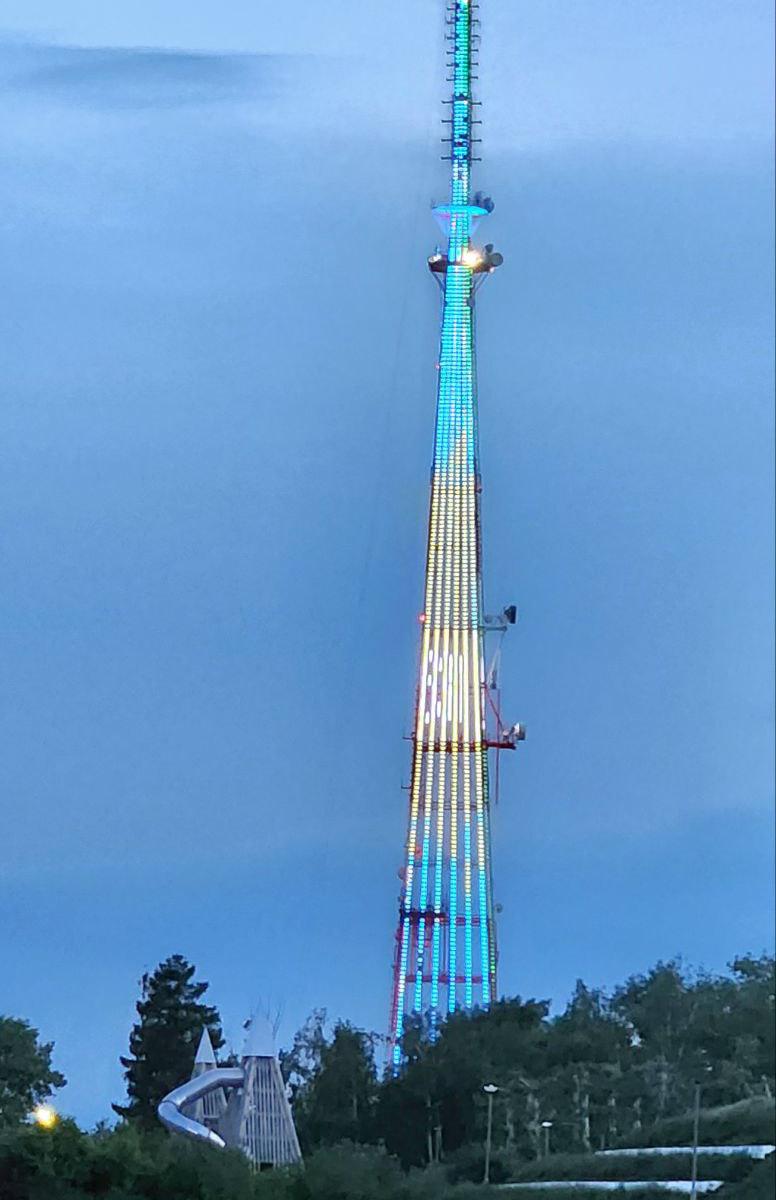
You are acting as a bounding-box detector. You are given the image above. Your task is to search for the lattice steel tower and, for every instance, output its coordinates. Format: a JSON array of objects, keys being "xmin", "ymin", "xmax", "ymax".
[{"xmin": 389, "ymin": 0, "xmax": 523, "ymax": 1066}]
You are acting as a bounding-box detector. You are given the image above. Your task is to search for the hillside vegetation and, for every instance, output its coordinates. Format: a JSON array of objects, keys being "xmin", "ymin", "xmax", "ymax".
[
  {"xmin": 0, "ymin": 953, "xmax": 772, "ymax": 1198},
  {"xmin": 615, "ymin": 1098, "xmax": 775, "ymax": 1149},
  {"xmin": 283, "ymin": 956, "xmax": 774, "ymax": 1166},
  {"xmin": 716, "ymin": 1153, "xmax": 775, "ymax": 1200}
]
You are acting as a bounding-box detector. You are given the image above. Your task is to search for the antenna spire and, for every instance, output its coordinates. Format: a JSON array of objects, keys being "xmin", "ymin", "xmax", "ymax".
[{"xmin": 388, "ymin": 1, "xmax": 516, "ymax": 1067}]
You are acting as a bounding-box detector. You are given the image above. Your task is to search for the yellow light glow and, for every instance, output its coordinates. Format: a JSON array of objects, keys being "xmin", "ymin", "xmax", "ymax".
[
  {"xmin": 33, "ymin": 1104, "xmax": 58, "ymax": 1129},
  {"xmin": 462, "ymin": 248, "xmax": 482, "ymax": 268}
]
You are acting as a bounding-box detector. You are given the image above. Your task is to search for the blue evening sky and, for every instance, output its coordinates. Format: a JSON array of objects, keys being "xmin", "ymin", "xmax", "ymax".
[{"xmin": 1, "ymin": 1, "xmax": 773, "ymax": 1126}]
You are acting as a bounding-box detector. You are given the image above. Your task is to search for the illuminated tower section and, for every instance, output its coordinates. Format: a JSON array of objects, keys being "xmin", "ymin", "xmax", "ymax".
[{"xmin": 389, "ymin": 0, "xmax": 520, "ymax": 1066}]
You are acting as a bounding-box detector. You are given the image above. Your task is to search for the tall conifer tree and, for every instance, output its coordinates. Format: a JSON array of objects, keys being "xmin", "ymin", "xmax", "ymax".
[{"xmin": 114, "ymin": 954, "xmax": 224, "ymax": 1128}]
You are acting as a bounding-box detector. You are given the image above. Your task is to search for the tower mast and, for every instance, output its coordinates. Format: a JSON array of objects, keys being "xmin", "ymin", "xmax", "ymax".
[{"xmin": 389, "ymin": 0, "xmax": 519, "ymax": 1066}]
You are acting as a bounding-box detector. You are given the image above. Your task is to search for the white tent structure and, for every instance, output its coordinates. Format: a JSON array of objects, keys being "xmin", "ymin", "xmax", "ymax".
[
  {"xmin": 158, "ymin": 1017, "xmax": 301, "ymax": 1170},
  {"xmin": 185, "ymin": 1028, "xmax": 227, "ymax": 1131}
]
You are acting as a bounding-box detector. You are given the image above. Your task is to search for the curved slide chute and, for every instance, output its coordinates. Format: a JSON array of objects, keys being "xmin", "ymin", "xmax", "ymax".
[{"xmin": 157, "ymin": 1066, "xmax": 244, "ymax": 1149}]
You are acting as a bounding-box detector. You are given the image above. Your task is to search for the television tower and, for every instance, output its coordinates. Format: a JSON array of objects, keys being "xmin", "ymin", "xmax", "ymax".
[{"xmin": 388, "ymin": 0, "xmax": 523, "ymax": 1066}]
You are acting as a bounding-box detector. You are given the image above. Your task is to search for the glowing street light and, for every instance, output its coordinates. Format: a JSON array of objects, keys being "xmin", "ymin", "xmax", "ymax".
[
  {"xmin": 32, "ymin": 1104, "xmax": 58, "ymax": 1129},
  {"xmin": 541, "ymin": 1119, "xmax": 553, "ymax": 1158}
]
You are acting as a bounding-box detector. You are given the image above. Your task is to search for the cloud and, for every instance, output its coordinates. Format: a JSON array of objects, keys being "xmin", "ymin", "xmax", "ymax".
[{"xmin": 1, "ymin": 41, "xmax": 287, "ymax": 109}]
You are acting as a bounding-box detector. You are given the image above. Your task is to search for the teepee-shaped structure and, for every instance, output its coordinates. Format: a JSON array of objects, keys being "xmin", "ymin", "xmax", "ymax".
[
  {"xmin": 158, "ymin": 1017, "xmax": 301, "ymax": 1170},
  {"xmin": 224, "ymin": 1018, "xmax": 301, "ymax": 1169},
  {"xmin": 183, "ymin": 1028, "xmax": 227, "ymax": 1130}
]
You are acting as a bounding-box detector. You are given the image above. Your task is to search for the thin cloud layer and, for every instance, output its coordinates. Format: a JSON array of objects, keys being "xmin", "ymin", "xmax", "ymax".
[{"xmin": 1, "ymin": 41, "xmax": 292, "ymax": 109}]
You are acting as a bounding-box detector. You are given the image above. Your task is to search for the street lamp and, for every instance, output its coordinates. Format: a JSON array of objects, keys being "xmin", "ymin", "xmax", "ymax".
[
  {"xmin": 690, "ymin": 1066, "xmax": 713, "ymax": 1200},
  {"xmin": 32, "ymin": 1105, "xmax": 58, "ymax": 1129},
  {"xmin": 483, "ymin": 1084, "xmax": 499, "ymax": 1184},
  {"xmin": 541, "ymin": 1120, "xmax": 553, "ymax": 1159}
]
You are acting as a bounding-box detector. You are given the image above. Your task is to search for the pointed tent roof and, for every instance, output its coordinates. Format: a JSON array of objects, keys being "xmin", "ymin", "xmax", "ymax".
[
  {"xmin": 242, "ymin": 1015, "xmax": 275, "ymax": 1059},
  {"xmin": 195, "ymin": 1027, "xmax": 217, "ymax": 1066}
]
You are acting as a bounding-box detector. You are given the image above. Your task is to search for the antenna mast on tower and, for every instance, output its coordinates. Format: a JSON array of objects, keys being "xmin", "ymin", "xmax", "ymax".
[{"xmin": 388, "ymin": 0, "xmax": 522, "ymax": 1066}]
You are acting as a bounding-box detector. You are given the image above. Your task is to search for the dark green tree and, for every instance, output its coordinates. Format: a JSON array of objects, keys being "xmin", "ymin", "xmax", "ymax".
[
  {"xmin": 294, "ymin": 1021, "xmax": 378, "ymax": 1151},
  {"xmin": 611, "ymin": 960, "xmax": 693, "ymax": 1120},
  {"xmin": 113, "ymin": 954, "xmax": 224, "ymax": 1129},
  {"xmin": 380, "ymin": 998, "xmax": 550, "ymax": 1166},
  {"xmin": 0, "ymin": 1016, "xmax": 66, "ymax": 1127},
  {"xmin": 542, "ymin": 981, "xmax": 634, "ymax": 1151},
  {"xmin": 610, "ymin": 957, "xmax": 776, "ymax": 1123},
  {"xmin": 728, "ymin": 955, "xmax": 776, "ymax": 1090}
]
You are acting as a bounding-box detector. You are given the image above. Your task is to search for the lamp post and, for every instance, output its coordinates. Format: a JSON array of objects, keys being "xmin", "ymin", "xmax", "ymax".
[
  {"xmin": 690, "ymin": 1067, "xmax": 712, "ymax": 1200},
  {"xmin": 483, "ymin": 1084, "xmax": 499, "ymax": 1184},
  {"xmin": 689, "ymin": 1083, "xmax": 701, "ymax": 1200},
  {"xmin": 541, "ymin": 1120, "xmax": 553, "ymax": 1159}
]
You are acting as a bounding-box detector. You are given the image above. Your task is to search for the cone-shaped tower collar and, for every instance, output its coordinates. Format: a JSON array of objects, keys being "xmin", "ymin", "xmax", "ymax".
[{"xmin": 195, "ymin": 1027, "xmax": 217, "ymax": 1066}]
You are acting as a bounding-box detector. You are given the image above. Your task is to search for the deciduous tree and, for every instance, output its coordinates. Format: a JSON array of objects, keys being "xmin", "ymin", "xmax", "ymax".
[{"xmin": 0, "ymin": 1016, "xmax": 65, "ymax": 1127}]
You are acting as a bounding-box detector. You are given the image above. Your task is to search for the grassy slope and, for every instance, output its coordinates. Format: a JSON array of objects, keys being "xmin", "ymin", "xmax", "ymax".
[
  {"xmin": 508, "ymin": 1153, "xmax": 754, "ymax": 1184},
  {"xmin": 505, "ymin": 1099, "xmax": 775, "ymax": 1193},
  {"xmin": 615, "ymin": 1099, "xmax": 776, "ymax": 1150}
]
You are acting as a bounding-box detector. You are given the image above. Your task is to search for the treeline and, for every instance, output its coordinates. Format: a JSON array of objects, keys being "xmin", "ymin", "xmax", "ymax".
[
  {"xmin": 284, "ymin": 955, "xmax": 775, "ymax": 1167},
  {"xmin": 0, "ymin": 952, "xmax": 773, "ymax": 1198}
]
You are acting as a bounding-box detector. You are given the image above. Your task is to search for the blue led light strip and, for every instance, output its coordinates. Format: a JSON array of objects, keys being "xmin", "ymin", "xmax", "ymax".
[{"xmin": 390, "ymin": 0, "xmax": 498, "ymax": 1065}]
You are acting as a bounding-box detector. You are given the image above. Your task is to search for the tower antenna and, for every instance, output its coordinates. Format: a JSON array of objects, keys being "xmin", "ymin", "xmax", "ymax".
[{"xmin": 388, "ymin": 0, "xmax": 521, "ymax": 1067}]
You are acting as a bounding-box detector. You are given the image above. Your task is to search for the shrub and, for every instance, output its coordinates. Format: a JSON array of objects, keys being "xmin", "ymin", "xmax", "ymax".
[
  {"xmin": 444, "ymin": 1142, "xmax": 512, "ymax": 1184},
  {"xmin": 290, "ymin": 1142, "xmax": 408, "ymax": 1199},
  {"xmin": 508, "ymin": 1151, "xmax": 756, "ymax": 1184},
  {"xmin": 715, "ymin": 1155, "xmax": 775, "ymax": 1200},
  {"xmin": 0, "ymin": 1121, "xmax": 259, "ymax": 1200}
]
